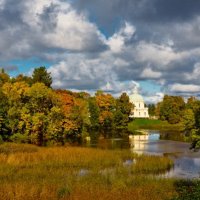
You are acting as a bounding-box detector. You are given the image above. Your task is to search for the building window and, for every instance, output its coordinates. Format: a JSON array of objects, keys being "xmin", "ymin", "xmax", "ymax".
[
  {"xmin": 139, "ymin": 103, "xmax": 140, "ymax": 108},
  {"xmin": 144, "ymin": 112, "xmax": 146, "ymax": 116},
  {"xmin": 139, "ymin": 112, "xmax": 140, "ymax": 116}
]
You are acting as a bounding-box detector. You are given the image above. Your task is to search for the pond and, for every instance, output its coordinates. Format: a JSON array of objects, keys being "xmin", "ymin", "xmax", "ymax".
[{"xmin": 84, "ymin": 130, "xmax": 200, "ymax": 179}]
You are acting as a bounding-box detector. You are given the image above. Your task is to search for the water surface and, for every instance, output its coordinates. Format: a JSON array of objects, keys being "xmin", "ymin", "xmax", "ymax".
[{"xmin": 85, "ymin": 130, "xmax": 200, "ymax": 179}]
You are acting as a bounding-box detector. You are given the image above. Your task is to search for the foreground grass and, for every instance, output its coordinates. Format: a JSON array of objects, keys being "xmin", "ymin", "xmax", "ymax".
[
  {"xmin": 0, "ymin": 143, "xmax": 176, "ymax": 200},
  {"xmin": 172, "ymin": 180, "xmax": 200, "ymax": 200},
  {"xmin": 128, "ymin": 119, "xmax": 182, "ymax": 133}
]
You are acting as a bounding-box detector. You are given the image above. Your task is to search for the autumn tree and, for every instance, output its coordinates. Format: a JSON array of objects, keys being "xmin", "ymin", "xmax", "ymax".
[
  {"xmin": 96, "ymin": 93, "xmax": 116, "ymax": 130},
  {"xmin": 158, "ymin": 95, "xmax": 185, "ymax": 124},
  {"xmin": 46, "ymin": 106, "xmax": 65, "ymax": 144},
  {"xmin": 56, "ymin": 90, "xmax": 83, "ymax": 142},
  {"xmin": 0, "ymin": 69, "xmax": 10, "ymax": 86},
  {"xmin": 2, "ymin": 82, "xmax": 30, "ymax": 136},
  {"xmin": 25, "ymin": 83, "xmax": 57, "ymax": 145},
  {"xmin": 26, "ymin": 82, "xmax": 55, "ymax": 114},
  {"xmin": 13, "ymin": 74, "xmax": 32, "ymax": 85}
]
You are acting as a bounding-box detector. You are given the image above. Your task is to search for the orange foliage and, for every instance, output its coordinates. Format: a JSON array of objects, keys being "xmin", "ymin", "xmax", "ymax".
[
  {"xmin": 55, "ymin": 90, "xmax": 75, "ymax": 114},
  {"xmin": 55, "ymin": 90, "xmax": 82, "ymax": 132},
  {"xmin": 96, "ymin": 94, "xmax": 115, "ymax": 111},
  {"xmin": 99, "ymin": 110, "xmax": 114, "ymax": 125}
]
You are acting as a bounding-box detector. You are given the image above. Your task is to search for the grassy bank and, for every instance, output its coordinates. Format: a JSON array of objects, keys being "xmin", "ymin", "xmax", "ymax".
[
  {"xmin": 0, "ymin": 143, "xmax": 176, "ymax": 200},
  {"xmin": 128, "ymin": 118, "xmax": 182, "ymax": 133}
]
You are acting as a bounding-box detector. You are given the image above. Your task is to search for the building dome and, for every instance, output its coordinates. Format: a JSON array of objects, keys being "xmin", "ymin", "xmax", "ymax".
[{"xmin": 129, "ymin": 93, "xmax": 144, "ymax": 103}]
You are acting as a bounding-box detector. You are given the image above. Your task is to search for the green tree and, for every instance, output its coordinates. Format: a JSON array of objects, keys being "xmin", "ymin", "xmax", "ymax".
[
  {"xmin": 114, "ymin": 93, "xmax": 132, "ymax": 128},
  {"xmin": 148, "ymin": 104, "xmax": 156, "ymax": 116},
  {"xmin": 88, "ymin": 97, "xmax": 100, "ymax": 129},
  {"xmin": 0, "ymin": 88, "xmax": 9, "ymax": 140},
  {"xmin": 32, "ymin": 66, "xmax": 52, "ymax": 87},
  {"xmin": 190, "ymin": 101, "xmax": 200, "ymax": 149},
  {"xmin": 181, "ymin": 109, "xmax": 195, "ymax": 133}
]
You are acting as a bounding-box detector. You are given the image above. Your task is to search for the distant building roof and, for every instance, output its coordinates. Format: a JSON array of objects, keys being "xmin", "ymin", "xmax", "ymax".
[{"xmin": 129, "ymin": 92, "xmax": 144, "ymax": 103}]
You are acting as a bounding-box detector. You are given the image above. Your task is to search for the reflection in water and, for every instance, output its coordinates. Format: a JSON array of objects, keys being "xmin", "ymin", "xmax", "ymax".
[
  {"xmin": 83, "ymin": 130, "xmax": 200, "ymax": 179},
  {"xmin": 164, "ymin": 157, "xmax": 200, "ymax": 179},
  {"xmin": 129, "ymin": 130, "xmax": 200, "ymax": 179},
  {"xmin": 85, "ymin": 136, "xmax": 130, "ymax": 150},
  {"xmin": 129, "ymin": 134, "xmax": 160, "ymax": 154}
]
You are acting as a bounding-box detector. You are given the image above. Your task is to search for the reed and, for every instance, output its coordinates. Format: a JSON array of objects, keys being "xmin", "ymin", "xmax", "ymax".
[
  {"xmin": 133, "ymin": 155, "xmax": 173, "ymax": 174},
  {"xmin": 0, "ymin": 143, "xmax": 177, "ymax": 200}
]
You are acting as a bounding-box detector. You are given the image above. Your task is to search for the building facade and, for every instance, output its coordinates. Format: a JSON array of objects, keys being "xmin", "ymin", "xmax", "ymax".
[{"xmin": 129, "ymin": 91, "xmax": 149, "ymax": 118}]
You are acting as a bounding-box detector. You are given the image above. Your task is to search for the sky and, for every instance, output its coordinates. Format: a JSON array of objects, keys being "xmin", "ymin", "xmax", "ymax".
[{"xmin": 1, "ymin": 0, "xmax": 200, "ymax": 103}]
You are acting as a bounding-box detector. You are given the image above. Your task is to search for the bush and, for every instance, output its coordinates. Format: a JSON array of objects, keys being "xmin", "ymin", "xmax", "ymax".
[
  {"xmin": 0, "ymin": 135, "xmax": 3, "ymax": 144},
  {"xmin": 10, "ymin": 133, "xmax": 29, "ymax": 143},
  {"xmin": 172, "ymin": 180, "xmax": 200, "ymax": 200}
]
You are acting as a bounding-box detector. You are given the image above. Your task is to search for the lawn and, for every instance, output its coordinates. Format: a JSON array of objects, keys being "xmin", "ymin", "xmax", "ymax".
[{"xmin": 128, "ymin": 118, "xmax": 182, "ymax": 133}]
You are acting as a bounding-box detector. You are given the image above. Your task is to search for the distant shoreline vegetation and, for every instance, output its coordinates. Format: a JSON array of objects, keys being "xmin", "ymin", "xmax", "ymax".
[{"xmin": 0, "ymin": 67, "xmax": 200, "ymax": 149}]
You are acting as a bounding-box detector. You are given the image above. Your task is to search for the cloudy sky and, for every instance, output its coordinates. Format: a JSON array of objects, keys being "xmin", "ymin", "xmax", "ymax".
[{"xmin": 1, "ymin": 0, "xmax": 200, "ymax": 103}]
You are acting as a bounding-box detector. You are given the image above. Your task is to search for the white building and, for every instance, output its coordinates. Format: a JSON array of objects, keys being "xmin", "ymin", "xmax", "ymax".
[{"xmin": 129, "ymin": 90, "xmax": 149, "ymax": 118}]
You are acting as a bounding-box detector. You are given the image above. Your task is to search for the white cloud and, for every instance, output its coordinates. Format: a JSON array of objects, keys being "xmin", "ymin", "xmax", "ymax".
[
  {"xmin": 2, "ymin": 0, "xmax": 200, "ymax": 101},
  {"xmin": 141, "ymin": 67, "xmax": 162, "ymax": 79},
  {"xmin": 184, "ymin": 63, "xmax": 200, "ymax": 80},
  {"xmin": 144, "ymin": 92, "xmax": 164, "ymax": 104},
  {"xmin": 100, "ymin": 80, "xmax": 140, "ymax": 96},
  {"xmin": 48, "ymin": 53, "xmax": 117, "ymax": 89},
  {"xmin": 169, "ymin": 83, "xmax": 200, "ymax": 93},
  {"xmin": 28, "ymin": 0, "xmax": 105, "ymax": 51},
  {"xmin": 107, "ymin": 22, "xmax": 135, "ymax": 53},
  {"xmin": 0, "ymin": 0, "xmax": 106, "ymax": 61},
  {"xmin": 134, "ymin": 41, "xmax": 180, "ymax": 66}
]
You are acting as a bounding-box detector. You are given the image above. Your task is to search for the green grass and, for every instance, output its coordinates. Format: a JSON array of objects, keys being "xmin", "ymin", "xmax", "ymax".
[
  {"xmin": 0, "ymin": 143, "xmax": 177, "ymax": 200},
  {"xmin": 128, "ymin": 119, "xmax": 182, "ymax": 133}
]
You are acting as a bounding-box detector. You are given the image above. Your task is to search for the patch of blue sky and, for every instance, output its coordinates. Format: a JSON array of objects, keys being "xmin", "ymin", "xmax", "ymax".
[
  {"xmin": 7, "ymin": 57, "xmax": 52, "ymax": 77},
  {"xmin": 139, "ymin": 80, "xmax": 161, "ymax": 94}
]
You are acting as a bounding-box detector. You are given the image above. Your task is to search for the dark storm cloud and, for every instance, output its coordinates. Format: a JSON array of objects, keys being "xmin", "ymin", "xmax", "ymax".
[
  {"xmin": 39, "ymin": 3, "xmax": 59, "ymax": 32},
  {"xmin": 73, "ymin": 0, "xmax": 200, "ymax": 50},
  {"xmin": 0, "ymin": 0, "xmax": 25, "ymax": 29},
  {"xmin": 73, "ymin": 0, "xmax": 200, "ymax": 26}
]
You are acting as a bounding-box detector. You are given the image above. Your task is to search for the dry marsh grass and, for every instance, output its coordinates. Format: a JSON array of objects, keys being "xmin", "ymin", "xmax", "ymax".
[
  {"xmin": 132, "ymin": 155, "xmax": 173, "ymax": 174},
  {"xmin": 0, "ymin": 143, "xmax": 176, "ymax": 200}
]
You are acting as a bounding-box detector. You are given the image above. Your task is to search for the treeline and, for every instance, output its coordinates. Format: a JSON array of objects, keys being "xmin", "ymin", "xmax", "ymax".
[
  {"xmin": 0, "ymin": 67, "xmax": 133, "ymax": 146},
  {"xmin": 156, "ymin": 95, "xmax": 200, "ymax": 149}
]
